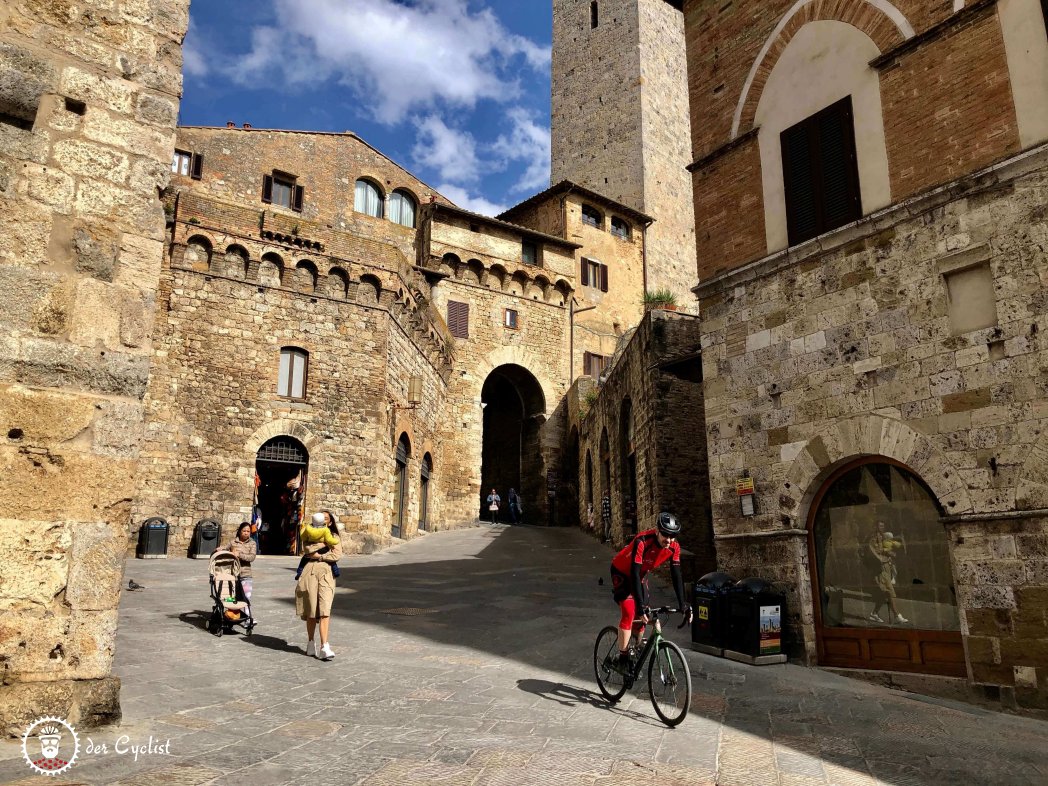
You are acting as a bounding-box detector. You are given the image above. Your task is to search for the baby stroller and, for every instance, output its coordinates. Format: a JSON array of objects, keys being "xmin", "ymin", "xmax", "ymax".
[{"xmin": 207, "ymin": 550, "xmax": 255, "ymax": 637}]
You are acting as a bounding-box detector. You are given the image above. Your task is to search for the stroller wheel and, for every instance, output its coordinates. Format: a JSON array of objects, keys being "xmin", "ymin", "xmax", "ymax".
[{"xmin": 207, "ymin": 612, "xmax": 220, "ymax": 635}]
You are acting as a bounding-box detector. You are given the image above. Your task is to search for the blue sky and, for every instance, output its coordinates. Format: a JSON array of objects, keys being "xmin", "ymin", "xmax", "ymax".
[{"xmin": 180, "ymin": 0, "xmax": 553, "ymax": 216}]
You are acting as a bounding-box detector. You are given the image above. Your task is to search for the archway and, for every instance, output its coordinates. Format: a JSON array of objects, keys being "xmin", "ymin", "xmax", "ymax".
[
  {"xmin": 392, "ymin": 433, "xmax": 410, "ymax": 539},
  {"xmin": 419, "ymin": 453, "xmax": 432, "ymax": 531},
  {"xmin": 808, "ymin": 457, "xmax": 964, "ymax": 676},
  {"xmin": 563, "ymin": 426, "xmax": 580, "ymax": 528},
  {"xmin": 480, "ymin": 364, "xmax": 545, "ymax": 522},
  {"xmin": 254, "ymin": 436, "xmax": 308, "ymax": 555},
  {"xmin": 619, "ymin": 398, "xmax": 637, "ymax": 537}
]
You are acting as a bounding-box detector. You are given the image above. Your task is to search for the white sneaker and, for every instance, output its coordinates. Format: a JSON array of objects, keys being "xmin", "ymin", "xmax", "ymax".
[
  {"xmin": 319, "ymin": 642, "xmax": 335, "ymax": 661},
  {"xmin": 894, "ymin": 614, "xmax": 909, "ymax": 624},
  {"xmin": 867, "ymin": 613, "xmax": 884, "ymax": 623},
  {"xmin": 305, "ymin": 640, "xmax": 316, "ymax": 657}
]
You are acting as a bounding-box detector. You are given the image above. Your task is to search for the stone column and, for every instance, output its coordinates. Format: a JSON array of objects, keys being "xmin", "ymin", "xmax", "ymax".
[{"xmin": 0, "ymin": 0, "xmax": 190, "ymax": 735}]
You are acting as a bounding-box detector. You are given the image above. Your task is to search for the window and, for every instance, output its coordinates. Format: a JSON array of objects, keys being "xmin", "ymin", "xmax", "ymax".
[
  {"xmin": 584, "ymin": 352, "xmax": 607, "ymax": 378},
  {"xmin": 944, "ymin": 262, "xmax": 997, "ymax": 334},
  {"xmin": 172, "ymin": 150, "xmax": 203, "ymax": 179},
  {"xmin": 389, "ymin": 189, "xmax": 417, "ymax": 228},
  {"xmin": 591, "ymin": 1, "xmax": 598, "ymax": 28},
  {"xmin": 277, "ymin": 347, "xmax": 308, "ymax": 399},
  {"xmin": 504, "ymin": 309, "xmax": 519, "ymax": 330},
  {"xmin": 522, "ymin": 240, "xmax": 538, "ymax": 265},
  {"xmin": 262, "ymin": 172, "xmax": 303, "ymax": 212},
  {"xmin": 781, "ymin": 96, "xmax": 861, "ymax": 246},
  {"xmin": 610, "ymin": 216, "xmax": 630, "ymax": 240},
  {"xmin": 581, "ymin": 258, "xmax": 609, "ymax": 292},
  {"xmin": 581, "ymin": 204, "xmax": 602, "ymax": 228},
  {"xmin": 355, "ymin": 179, "xmax": 384, "ymax": 218},
  {"xmin": 447, "ymin": 300, "xmax": 469, "ymax": 338}
]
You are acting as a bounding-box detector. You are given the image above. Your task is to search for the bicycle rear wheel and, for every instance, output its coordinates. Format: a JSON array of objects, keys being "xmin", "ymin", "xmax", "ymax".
[
  {"xmin": 648, "ymin": 640, "xmax": 691, "ymax": 726},
  {"xmin": 593, "ymin": 626, "xmax": 628, "ymax": 702}
]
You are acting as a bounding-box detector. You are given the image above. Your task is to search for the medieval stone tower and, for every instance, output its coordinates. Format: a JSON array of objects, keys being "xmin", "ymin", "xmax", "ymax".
[{"xmin": 551, "ymin": 0, "xmax": 696, "ymax": 304}]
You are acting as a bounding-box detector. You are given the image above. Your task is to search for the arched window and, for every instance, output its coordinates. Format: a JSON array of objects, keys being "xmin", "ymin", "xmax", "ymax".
[
  {"xmin": 354, "ymin": 179, "xmax": 384, "ymax": 218},
  {"xmin": 419, "ymin": 453, "xmax": 432, "ymax": 531},
  {"xmin": 392, "ymin": 434, "xmax": 411, "ymax": 538},
  {"xmin": 581, "ymin": 204, "xmax": 602, "ymax": 228},
  {"xmin": 389, "ymin": 189, "xmax": 417, "ymax": 228},
  {"xmin": 277, "ymin": 347, "xmax": 308, "ymax": 399},
  {"xmin": 610, "ymin": 216, "xmax": 631, "ymax": 240}
]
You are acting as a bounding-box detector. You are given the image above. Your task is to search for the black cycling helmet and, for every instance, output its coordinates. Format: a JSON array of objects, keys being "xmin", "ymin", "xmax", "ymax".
[{"xmin": 656, "ymin": 512, "xmax": 681, "ymax": 537}]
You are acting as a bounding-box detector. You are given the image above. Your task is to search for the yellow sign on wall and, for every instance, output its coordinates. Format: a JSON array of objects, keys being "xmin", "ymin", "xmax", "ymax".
[{"xmin": 736, "ymin": 477, "xmax": 755, "ymax": 496}]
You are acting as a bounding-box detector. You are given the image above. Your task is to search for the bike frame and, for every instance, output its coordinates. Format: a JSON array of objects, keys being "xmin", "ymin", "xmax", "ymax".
[{"xmin": 623, "ymin": 607, "xmax": 683, "ymax": 682}]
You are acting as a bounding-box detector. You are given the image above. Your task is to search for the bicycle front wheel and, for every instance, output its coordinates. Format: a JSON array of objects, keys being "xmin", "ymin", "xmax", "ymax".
[
  {"xmin": 648, "ymin": 640, "xmax": 691, "ymax": 726},
  {"xmin": 593, "ymin": 626, "xmax": 628, "ymax": 702}
]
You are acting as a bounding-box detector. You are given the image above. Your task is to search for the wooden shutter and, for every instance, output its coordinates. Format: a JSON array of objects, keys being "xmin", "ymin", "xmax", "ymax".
[
  {"xmin": 447, "ymin": 300, "xmax": 469, "ymax": 339},
  {"xmin": 292, "ymin": 184, "xmax": 304, "ymax": 212},
  {"xmin": 781, "ymin": 123, "xmax": 818, "ymax": 246},
  {"xmin": 261, "ymin": 174, "xmax": 273, "ymax": 204},
  {"xmin": 818, "ymin": 101, "xmax": 860, "ymax": 230},
  {"xmin": 599, "ymin": 263, "xmax": 609, "ymax": 292},
  {"xmin": 190, "ymin": 153, "xmax": 203, "ymax": 180},
  {"xmin": 581, "ymin": 259, "xmax": 590, "ymax": 287}
]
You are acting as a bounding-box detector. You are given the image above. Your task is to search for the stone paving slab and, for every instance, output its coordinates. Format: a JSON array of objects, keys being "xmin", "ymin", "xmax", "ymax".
[{"xmin": 2, "ymin": 523, "xmax": 1047, "ymax": 785}]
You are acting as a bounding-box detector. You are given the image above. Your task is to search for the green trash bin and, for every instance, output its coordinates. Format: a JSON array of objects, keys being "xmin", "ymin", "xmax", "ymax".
[{"xmin": 136, "ymin": 517, "xmax": 169, "ymax": 559}]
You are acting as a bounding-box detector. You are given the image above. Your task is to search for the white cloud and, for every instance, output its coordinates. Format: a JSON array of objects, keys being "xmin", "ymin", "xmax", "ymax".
[
  {"xmin": 436, "ymin": 183, "xmax": 507, "ymax": 217},
  {"xmin": 412, "ymin": 116, "xmax": 483, "ymax": 185},
  {"xmin": 491, "ymin": 108, "xmax": 551, "ymax": 193},
  {"xmin": 182, "ymin": 20, "xmax": 209, "ymax": 78},
  {"xmin": 230, "ymin": 0, "xmax": 550, "ymax": 125}
]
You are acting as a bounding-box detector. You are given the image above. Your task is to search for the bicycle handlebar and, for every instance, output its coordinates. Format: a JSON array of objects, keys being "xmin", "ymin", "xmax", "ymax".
[{"xmin": 644, "ymin": 606, "xmax": 692, "ymax": 629}]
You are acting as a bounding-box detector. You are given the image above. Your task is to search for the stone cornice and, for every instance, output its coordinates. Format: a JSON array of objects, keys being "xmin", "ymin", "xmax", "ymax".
[
  {"xmin": 870, "ymin": 0, "xmax": 998, "ymax": 71},
  {"xmin": 687, "ymin": 127, "xmax": 760, "ymax": 173}
]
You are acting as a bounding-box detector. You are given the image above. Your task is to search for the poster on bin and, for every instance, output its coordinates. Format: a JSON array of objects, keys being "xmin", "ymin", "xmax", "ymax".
[{"xmin": 759, "ymin": 605, "xmax": 781, "ymax": 655}]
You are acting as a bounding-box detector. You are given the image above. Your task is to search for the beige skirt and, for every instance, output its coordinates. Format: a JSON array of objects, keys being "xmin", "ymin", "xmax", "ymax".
[{"xmin": 295, "ymin": 561, "xmax": 335, "ymax": 619}]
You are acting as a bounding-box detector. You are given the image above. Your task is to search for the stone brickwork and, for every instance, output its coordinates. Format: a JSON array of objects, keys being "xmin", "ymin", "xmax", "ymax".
[
  {"xmin": 572, "ymin": 310, "xmax": 713, "ymax": 581},
  {"xmin": 552, "ymin": 0, "xmax": 696, "ymax": 307},
  {"xmin": 0, "ymin": 0, "xmax": 190, "ymax": 733},
  {"xmin": 696, "ymin": 145, "xmax": 1048, "ymax": 705}
]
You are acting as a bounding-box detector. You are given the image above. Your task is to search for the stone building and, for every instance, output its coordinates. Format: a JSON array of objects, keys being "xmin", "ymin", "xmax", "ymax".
[
  {"xmin": 131, "ymin": 125, "xmax": 664, "ymax": 553},
  {"xmin": 552, "ymin": 0, "xmax": 697, "ymax": 306},
  {"xmin": 677, "ymin": 0, "xmax": 1048, "ymax": 707},
  {"xmin": 0, "ymin": 0, "xmax": 190, "ymax": 733}
]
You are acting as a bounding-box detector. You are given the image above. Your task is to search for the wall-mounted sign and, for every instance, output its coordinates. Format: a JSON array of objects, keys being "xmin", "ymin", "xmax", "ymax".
[
  {"xmin": 736, "ymin": 477, "xmax": 755, "ymax": 496},
  {"xmin": 737, "ymin": 474, "xmax": 756, "ymax": 516}
]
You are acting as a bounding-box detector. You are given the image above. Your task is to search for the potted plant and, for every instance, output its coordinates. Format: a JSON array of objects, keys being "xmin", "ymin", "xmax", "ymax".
[{"xmin": 643, "ymin": 288, "xmax": 678, "ymax": 312}]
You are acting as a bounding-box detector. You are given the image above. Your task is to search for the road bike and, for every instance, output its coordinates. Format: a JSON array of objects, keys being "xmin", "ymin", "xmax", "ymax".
[{"xmin": 593, "ymin": 606, "xmax": 692, "ymax": 726}]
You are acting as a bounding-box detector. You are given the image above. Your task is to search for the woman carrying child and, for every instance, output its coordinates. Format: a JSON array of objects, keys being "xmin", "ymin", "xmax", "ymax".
[{"xmin": 295, "ymin": 510, "xmax": 342, "ymax": 661}]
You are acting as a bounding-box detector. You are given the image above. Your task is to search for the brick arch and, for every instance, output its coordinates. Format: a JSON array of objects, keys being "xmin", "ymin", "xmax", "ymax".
[
  {"xmin": 245, "ymin": 420, "xmax": 322, "ymax": 456},
  {"xmin": 1017, "ymin": 429, "xmax": 1048, "ymax": 510},
  {"xmin": 779, "ymin": 414, "xmax": 972, "ymax": 527},
  {"xmin": 732, "ymin": 0, "xmax": 915, "ymax": 140},
  {"xmin": 482, "ymin": 346, "xmax": 555, "ymax": 418}
]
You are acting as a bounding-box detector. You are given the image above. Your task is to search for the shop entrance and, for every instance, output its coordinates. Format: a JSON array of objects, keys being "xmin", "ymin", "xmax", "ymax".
[
  {"xmin": 254, "ymin": 436, "xmax": 308, "ymax": 555},
  {"xmin": 808, "ymin": 458, "xmax": 964, "ymax": 676},
  {"xmin": 480, "ymin": 364, "xmax": 545, "ymax": 522}
]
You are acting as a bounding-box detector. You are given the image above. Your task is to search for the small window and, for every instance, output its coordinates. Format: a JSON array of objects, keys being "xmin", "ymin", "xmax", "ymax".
[
  {"xmin": 262, "ymin": 172, "xmax": 304, "ymax": 212},
  {"xmin": 581, "ymin": 204, "xmax": 602, "ymax": 228},
  {"xmin": 355, "ymin": 179, "xmax": 384, "ymax": 218},
  {"xmin": 172, "ymin": 150, "xmax": 203, "ymax": 179},
  {"xmin": 944, "ymin": 263, "xmax": 998, "ymax": 334},
  {"xmin": 584, "ymin": 352, "xmax": 608, "ymax": 378},
  {"xmin": 389, "ymin": 189, "xmax": 417, "ymax": 228},
  {"xmin": 504, "ymin": 309, "xmax": 519, "ymax": 330},
  {"xmin": 591, "ymin": 1, "xmax": 598, "ymax": 28},
  {"xmin": 277, "ymin": 347, "xmax": 308, "ymax": 399},
  {"xmin": 447, "ymin": 300, "xmax": 469, "ymax": 338},
  {"xmin": 581, "ymin": 258, "xmax": 609, "ymax": 292},
  {"xmin": 522, "ymin": 240, "xmax": 538, "ymax": 265},
  {"xmin": 781, "ymin": 96, "xmax": 861, "ymax": 246},
  {"xmin": 610, "ymin": 216, "xmax": 630, "ymax": 240}
]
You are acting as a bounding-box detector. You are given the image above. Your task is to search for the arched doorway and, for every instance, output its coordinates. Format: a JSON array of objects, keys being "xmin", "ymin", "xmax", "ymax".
[
  {"xmin": 419, "ymin": 453, "xmax": 432, "ymax": 531},
  {"xmin": 620, "ymin": 398, "xmax": 637, "ymax": 536},
  {"xmin": 563, "ymin": 426, "xmax": 580, "ymax": 528},
  {"xmin": 808, "ymin": 458, "xmax": 964, "ymax": 676},
  {"xmin": 392, "ymin": 433, "xmax": 410, "ymax": 539},
  {"xmin": 481, "ymin": 364, "xmax": 545, "ymax": 522},
  {"xmin": 254, "ymin": 436, "xmax": 308, "ymax": 555}
]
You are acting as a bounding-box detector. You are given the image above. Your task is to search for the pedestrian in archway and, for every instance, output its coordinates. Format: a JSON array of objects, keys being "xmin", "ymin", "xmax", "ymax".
[
  {"xmin": 486, "ymin": 488, "xmax": 501, "ymax": 524},
  {"xmin": 507, "ymin": 488, "xmax": 522, "ymax": 524}
]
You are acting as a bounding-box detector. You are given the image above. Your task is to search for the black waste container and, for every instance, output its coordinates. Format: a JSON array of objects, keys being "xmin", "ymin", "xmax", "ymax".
[
  {"xmin": 691, "ymin": 571, "xmax": 735, "ymax": 653},
  {"xmin": 191, "ymin": 519, "xmax": 221, "ymax": 558},
  {"xmin": 723, "ymin": 578, "xmax": 786, "ymax": 659},
  {"xmin": 136, "ymin": 517, "xmax": 169, "ymax": 559}
]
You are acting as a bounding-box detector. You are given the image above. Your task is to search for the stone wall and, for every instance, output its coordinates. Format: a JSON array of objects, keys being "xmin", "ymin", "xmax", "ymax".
[
  {"xmin": 0, "ymin": 0, "xmax": 189, "ymax": 733},
  {"xmin": 696, "ymin": 145, "xmax": 1048, "ymax": 703},
  {"xmin": 573, "ymin": 310, "xmax": 713, "ymax": 581}
]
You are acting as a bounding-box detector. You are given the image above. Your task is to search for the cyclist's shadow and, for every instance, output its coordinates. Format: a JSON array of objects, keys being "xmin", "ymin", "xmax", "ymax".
[{"xmin": 516, "ymin": 679, "xmax": 657, "ymax": 724}]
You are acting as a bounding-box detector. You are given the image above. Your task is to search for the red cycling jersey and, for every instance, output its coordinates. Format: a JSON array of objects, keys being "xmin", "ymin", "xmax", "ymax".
[{"xmin": 611, "ymin": 529, "xmax": 681, "ymax": 578}]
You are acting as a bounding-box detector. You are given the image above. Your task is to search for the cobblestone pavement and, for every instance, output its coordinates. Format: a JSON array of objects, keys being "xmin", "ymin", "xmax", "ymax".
[{"xmin": 3, "ymin": 524, "xmax": 1047, "ymax": 785}]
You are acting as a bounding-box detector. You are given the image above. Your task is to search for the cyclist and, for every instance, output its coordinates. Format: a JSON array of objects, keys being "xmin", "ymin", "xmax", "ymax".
[{"xmin": 609, "ymin": 512, "xmax": 692, "ymax": 668}]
